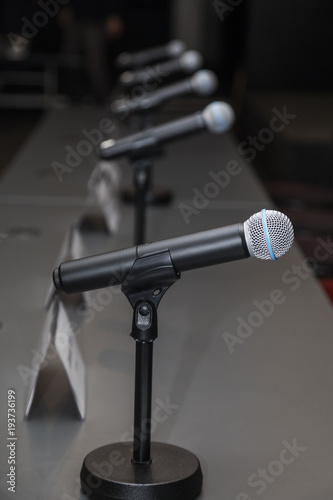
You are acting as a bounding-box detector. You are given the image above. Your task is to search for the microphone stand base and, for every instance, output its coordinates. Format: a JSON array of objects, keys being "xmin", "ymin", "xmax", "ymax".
[
  {"xmin": 80, "ymin": 442, "xmax": 202, "ymax": 500},
  {"xmin": 121, "ymin": 186, "xmax": 173, "ymax": 206}
]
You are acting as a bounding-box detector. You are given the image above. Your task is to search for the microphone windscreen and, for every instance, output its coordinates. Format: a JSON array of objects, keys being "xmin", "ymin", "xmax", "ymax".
[
  {"xmin": 179, "ymin": 51, "xmax": 203, "ymax": 72},
  {"xmin": 202, "ymin": 102, "xmax": 235, "ymax": 134},
  {"xmin": 244, "ymin": 210, "xmax": 294, "ymax": 260},
  {"xmin": 119, "ymin": 71, "xmax": 135, "ymax": 86},
  {"xmin": 166, "ymin": 39, "xmax": 187, "ymax": 57},
  {"xmin": 191, "ymin": 70, "xmax": 219, "ymax": 96},
  {"xmin": 116, "ymin": 52, "xmax": 131, "ymax": 68}
]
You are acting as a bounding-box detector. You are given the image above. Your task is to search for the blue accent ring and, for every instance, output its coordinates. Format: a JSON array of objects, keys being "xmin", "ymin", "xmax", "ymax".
[{"xmin": 261, "ymin": 209, "xmax": 276, "ymax": 260}]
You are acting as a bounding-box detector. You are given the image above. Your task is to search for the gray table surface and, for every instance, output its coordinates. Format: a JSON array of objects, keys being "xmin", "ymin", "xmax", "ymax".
[{"xmin": 0, "ymin": 107, "xmax": 333, "ymax": 500}]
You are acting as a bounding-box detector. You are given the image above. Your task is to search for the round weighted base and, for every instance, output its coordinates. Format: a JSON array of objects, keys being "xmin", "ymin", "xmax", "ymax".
[
  {"xmin": 80, "ymin": 442, "xmax": 203, "ymax": 500},
  {"xmin": 121, "ymin": 186, "xmax": 173, "ymax": 205}
]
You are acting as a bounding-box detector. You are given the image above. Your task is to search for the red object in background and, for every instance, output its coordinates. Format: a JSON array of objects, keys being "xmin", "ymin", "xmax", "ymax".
[{"xmin": 320, "ymin": 279, "xmax": 333, "ymax": 304}]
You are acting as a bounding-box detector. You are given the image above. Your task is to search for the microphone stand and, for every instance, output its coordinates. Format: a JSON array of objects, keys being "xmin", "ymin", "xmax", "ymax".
[
  {"xmin": 129, "ymin": 142, "xmax": 170, "ymax": 245},
  {"xmin": 80, "ymin": 250, "xmax": 202, "ymax": 500},
  {"xmin": 121, "ymin": 109, "xmax": 173, "ymax": 230},
  {"xmin": 130, "ymin": 108, "xmax": 156, "ymax": 245}
]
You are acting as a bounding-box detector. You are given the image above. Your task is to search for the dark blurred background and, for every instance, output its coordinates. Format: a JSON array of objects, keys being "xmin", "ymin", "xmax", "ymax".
[{"xmin": 0, "ymin": 0, "xmax": 333, "ymax": 284}]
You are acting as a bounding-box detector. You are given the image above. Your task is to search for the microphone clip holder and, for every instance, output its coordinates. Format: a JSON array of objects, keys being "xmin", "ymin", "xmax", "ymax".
[
  {"xmin": 122, "ymin": 247, "xmax": 179, "ymax": 304},
  {"xmin": 80, "ymin": 250, "xmax": 203, "ymax": 500}
]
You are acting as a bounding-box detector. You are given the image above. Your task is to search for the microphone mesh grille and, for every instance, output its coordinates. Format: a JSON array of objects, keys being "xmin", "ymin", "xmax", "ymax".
[{"xmin": 246, "ymin": 210, "xmax": 294, "ymax": 260}]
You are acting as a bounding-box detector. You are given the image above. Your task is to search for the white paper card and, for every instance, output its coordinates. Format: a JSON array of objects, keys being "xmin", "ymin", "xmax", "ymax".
[
  {"xmin": 88, "ymin": 161, "xmax": 121, "ymax": 235},
  {"xmin": 25, "ymin": 299, "xmax": 86, "ymax": 420},
  {"xmin": 55, "ymin": 300, "xmax": 86, "ymax": 420},
  {"xmin": 24, "ymin": 303, "xmax": 54, "ymax": 417}
]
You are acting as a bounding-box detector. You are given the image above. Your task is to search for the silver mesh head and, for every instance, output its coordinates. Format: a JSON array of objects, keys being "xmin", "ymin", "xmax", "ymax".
[
  {"xmin": 179, "ymin": 51, "xmax": 203, "ymax": 72},
  {"xmin": 191, "ymin": 70, "xmax": 219, "ymax": 96},
  {"xmin": 244, "ymin": 210, "xmax": 294, "ymax": 260},
  {"xmin": 120, "ymin": 71, "xmax": 134, "ymax": 85},
  {"xmin": 202, "ymin": 102, "xmax": 235, "ymax": 134},
  {"xmin": 167, "ymin": 39, "xmax": 186, "ymax": 57}
]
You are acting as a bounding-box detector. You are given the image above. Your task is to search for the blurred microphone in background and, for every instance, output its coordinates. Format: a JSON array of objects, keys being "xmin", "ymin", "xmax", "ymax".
[
  {"xmin": 119, "ymin": 50, "xmax": 203, "ymax": 89},
  {"xmin": 112, "ymin": 70, "xmax": 219, "ymax": 118},
  {"xmin": 116, "ymin": 39, "xmax": 187, "ymax": 70}
]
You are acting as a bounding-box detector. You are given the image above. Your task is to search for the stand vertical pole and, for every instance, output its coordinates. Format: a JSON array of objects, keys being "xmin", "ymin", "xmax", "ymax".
[
  {"xmin": 133, "ymin": 159, "xmax": 152, "ymax": 245},
  {"xmin": 130, "ymin": 300, "xmax": 157, "ymax": 465},
  {"xmin": 132, "ymin": 110, "xmax": 154, "ymax": 246},
  {"xmin": 133, "ymin": 340, "xmax": 153, "ymax": 463}
]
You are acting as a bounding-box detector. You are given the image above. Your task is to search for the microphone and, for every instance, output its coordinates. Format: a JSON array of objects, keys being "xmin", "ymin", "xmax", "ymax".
[
  {"xmin": 116, "ymin": 40, "xmax": 187, "ymax": 70},
  {"xmin": 100, "ymin": 101, "xmax": 235, "ymax": 160},
  {"xmin": 112, "ymin": 70, "xmax": 219, "ymax": 117},
  {"xmin": 119, "ymin": 50, "xmax": 203, "ymax": 88},
  {"xmin": 53, "ymin": 210, "xmax": 294, "ymax": 295}
]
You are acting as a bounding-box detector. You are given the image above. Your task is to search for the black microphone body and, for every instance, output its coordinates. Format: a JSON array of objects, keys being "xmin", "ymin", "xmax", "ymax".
[
  {"xmin": 119, "ymin": 51, "xmax": 202, "ymax": 88},
  {"xmin": 53, "ymin": 224, "xmax": 248, "ymax": 294},
  {"xmin": 99, "ymin": 112, "xmax": 205, "ymax": 160},
  {"xmin": 121, "ymin": 58, "xmax": 185, "ymax": 87},
  {"xmin": 118, "ymin": 46, "xmax": 172, "ymax": 69},
  {"xmin": 113, "ymin": 79, "xmax": 194, "ymax": 116},
  {"xmin": 133, "ymin": 78, "xmax": 194, "ymax": 109},
  {"xmin": 116, "ymin": 40, "xmax": 186, "ymax": 70}
]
